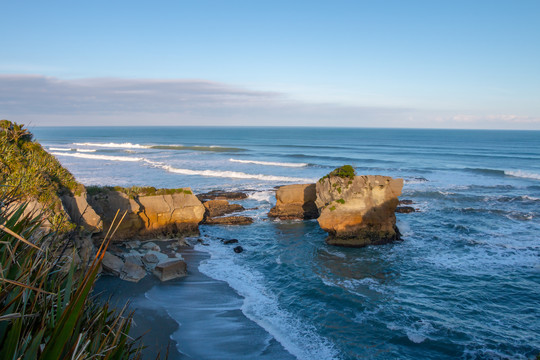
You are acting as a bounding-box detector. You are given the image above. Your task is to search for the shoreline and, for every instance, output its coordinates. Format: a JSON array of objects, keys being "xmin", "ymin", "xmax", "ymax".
[{"xmin": 94, "ymin": 243, "xmax": 294, "ymax": 359}]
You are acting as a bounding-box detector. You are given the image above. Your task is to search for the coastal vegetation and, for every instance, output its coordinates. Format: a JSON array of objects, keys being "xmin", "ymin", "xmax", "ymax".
[
  {"xmin": 87, "ymin": 185, "xmax": 192, "ymax": 198},
  {"xmin": 0, "ymin": 120, "xmax": 81, "ymax": 232},
  {"xmin": 0, "ymin": 187, "xmax": 144, "ymax": 358},
  {"xmin": 0, "ymin": 121, "xmax": 154, "ymax": 359},
  {"xmin": 319, "ymin": 164, "xmax": 356, "ymax": 182}
]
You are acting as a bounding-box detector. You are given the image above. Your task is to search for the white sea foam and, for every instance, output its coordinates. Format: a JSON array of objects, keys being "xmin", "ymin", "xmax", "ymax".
[
  {"xmin": 230, "ymin": 158, "xmax": 308, "ymax": 168},
  {"xmin": 76, "ymin": 149, "xmax": 96, "ymax": 153},
  {"xmin": 51, "ymin": 152, "xmax": 144, "ymax": 162},
  {"xmin": 73, "ymin": 142, "xmax": 150, "ymax": 149},
  {"xmin": 505, "ymin": 170, "xmax": 540, "ymax": 180},
  {"xmin": 249, "ymin": 191, "xmax": 274, "ymax": 203},
  {"xmin": 196, "ymin": 242, "xmax": 340, "ymax": 360},
  {"xmin": 158, "ymin": 164, "xmax": 314, "ymax": 183},
  {"xmin": 49, "ymin": 147, "xmax": 72, "ymax": 151}
]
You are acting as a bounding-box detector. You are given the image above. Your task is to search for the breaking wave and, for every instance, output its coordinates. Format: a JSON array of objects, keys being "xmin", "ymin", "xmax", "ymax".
[
  {"xmin": 505, "ymin": 170, "xmax": 540, "ymax": 180},
  {"xmin": 73, "ymin": 142, "xmax": 150, "ymax": 149},
  {"xmin": 229, "ymin": 158, "xmax": 308, "ymax": 168},
  {"xmin": 51, "ymin": 152, "xmax": 144, "ymax": 162},
  {"xmin": 151, "ymin": 145, "xmax": 246, "ymax": 152}
]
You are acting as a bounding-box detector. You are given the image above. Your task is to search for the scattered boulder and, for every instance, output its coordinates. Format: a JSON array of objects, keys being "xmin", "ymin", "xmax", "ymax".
[
  {"xmin": 120, "ymin": 262, "xmax": 147, "ymax": 282},
  {"xmin": 205, "ymin": 216, "xmax": 253, "ymax": 225},
  {"xmin": 399, "ymin": 199, "xmax": 414, "ymax": 205},
  {"xmin": 142, "ymin": 242, "xmax": 160, "ymax": 252},
  {"xmin": 142, "ymin": 253, "xmax": 159, "ymax": 265},
  {"xmin": 102, "ymin": 252, "xmax": 124, "ymax": 276},
  {"xmin": 396, "ymin": 206, "xmax": 415, "ymax": 213},
  {"xmin": 203, "ymin": 199, "xmax": 244, "ymax": 218},
  {"xmin": 153, "ymin": 259, "xmax": 188, "ymax": 281},
  {"xmin": 222, "ymin": 239, "xmax": 239, "ymax": 245},
  {"xmin": 197, "ymin": 190, "xmax": 248, "ymax": 201},
  {"xmin": 268, "ymin": 184, "xmax": 318, "ymax": 220},
  {"xmin": 233, "ymin": 246, "xmax": 244, "ymax": 253},
  {"xmin": 124, "ymin": 255, "xmax": 144, "ymax": 266},
  {"xmin": 316, "ymin": 166, "xmax": 403, "ymax": 247}
]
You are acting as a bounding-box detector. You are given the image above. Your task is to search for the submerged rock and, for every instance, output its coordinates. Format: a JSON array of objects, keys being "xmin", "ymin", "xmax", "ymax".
[
  {"xmin": 316, "ymin": 167, "xmax": 403, "ymax": 247},
  {"xmin": 396, "ymin": 206, "xmax": 415, "ymax": 213},
  {"xmin": 233, "ymin": 246, "xmax": 244, "ymax": 253},
  {"xmin": 268, "ymin": 184, "xmax": 318, "ymax": 220},
  {"xmin": 205, "ymin": 216, "xmax": 253, "ymax": 225},
  {"xmin": 153, "ymin": 259, "xmax": 187, "ymax": 281},
  {"xmin": 197, "ymin": 190, "xmax": 248, "ymax": 201},
  {"xmin": 222, "ymin": 239, "xmax": 239, "ymax": 245}
]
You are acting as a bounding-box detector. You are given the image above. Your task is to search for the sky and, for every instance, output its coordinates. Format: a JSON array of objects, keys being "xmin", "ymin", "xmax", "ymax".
[{"xmin": 1, "ymin": 0, "xmax": 539, "ymax": 129}]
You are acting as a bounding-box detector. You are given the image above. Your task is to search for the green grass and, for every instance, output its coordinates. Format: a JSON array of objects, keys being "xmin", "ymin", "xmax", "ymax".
[
  {"xmin": 319, "ymin": 165, "xmax": 356, "ymax": 182},
  {"xmin": 87, "ymin": 185, "xmax": 192, "ymax": 198}
]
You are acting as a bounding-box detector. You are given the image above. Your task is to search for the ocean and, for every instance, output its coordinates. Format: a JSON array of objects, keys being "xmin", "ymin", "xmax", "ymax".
[{"xmin": 32, "ymin": 126, "xmax": 540, "ymax": 359}]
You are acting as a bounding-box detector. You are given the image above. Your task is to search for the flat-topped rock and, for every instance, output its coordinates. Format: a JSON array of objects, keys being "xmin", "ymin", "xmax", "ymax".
[
  {"xmin": 203, "ymin": 199, "xmax": 244, "ymax": 218},
  {"xmin": 153, "ymin": 259, "xmax": 187, "ymax": 281},
  {"xmin": 205, "ymin": 216, "xmax": 253, "ymax": 225},
  {"xmin": 316, "ymin": 166, "xmax": 403, "ymax": 247},
  {"xmin": 268, "ymin": 183, "xmax": 318, "ymax": 220},
  {"xmin": 88, "ymin": 187, "xmax": 205, "ymax": 240}
]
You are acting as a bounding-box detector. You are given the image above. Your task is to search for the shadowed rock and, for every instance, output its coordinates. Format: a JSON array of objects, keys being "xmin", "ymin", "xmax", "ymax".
[
  {"xmin": 205, "ymin": 216, "xmax": 253, "ymax": 225},
  {"xmin": 203, "ymin": 199, "xmax": 244, "ymax": 218},
  {"xmin": 153, "ymin": 259, "xmax": 187, "ymax": 281},
  {"xmin": 316, "ymin": 170, "xmax": 403, "ymax": 247},
  {"xmin": 268, "ymin": 184, "xmax": 318, "ymax": 220}
]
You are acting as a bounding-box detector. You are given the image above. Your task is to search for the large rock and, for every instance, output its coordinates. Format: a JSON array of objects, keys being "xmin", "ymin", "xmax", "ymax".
[
  {"xmin": 203, "ymin": 200, "xmax": 244, "ymax": 218},
  {"xmin": 205, "ymin": 216, "xmax": 253, "ymax": 225},
  {"xmin": 88, "ymin": 188, "xmax": 205, "ymax": 240},
  {"xmin": 153, "ymin": 259, "xmax": 187, "ymax": 281},
  {"xmin": 197, "ymin": 190, "xmax": 248, "ymax": 201},
  {"xmin": 316, "ymin": 172, "xmax": 403, "ymax": 247},
  {"xmin": 61, "ymin": 192, "xmax": 103, "ymax": 232},
  {"xmin": 268, "ymin": 184, "xmax": 318, "ymax": 220}
]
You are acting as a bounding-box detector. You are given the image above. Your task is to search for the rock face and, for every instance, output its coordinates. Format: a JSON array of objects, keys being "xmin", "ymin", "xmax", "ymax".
[
  {"xmin": 61, "ymin": 192, "xmax": 103, "ymax": 232},
  {"xmin": 316, "ymin": 174, "xmax": 403, "ymax": 247},
  {"xmin": 88, "ymin": 188, "xmax": 205, "ymax": 240},
  {"xmin": 153, "ymin": 259, "xmax": 187, "ymax": 281},
  {"xmin": 268, "ymin": 184, "xmax": 318, "ymax": 220}
]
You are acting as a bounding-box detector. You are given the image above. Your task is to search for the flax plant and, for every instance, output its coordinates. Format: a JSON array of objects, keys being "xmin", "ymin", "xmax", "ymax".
[{"xmin": 0, "ymin": 191, "xmax": 144, "ymax": 359}]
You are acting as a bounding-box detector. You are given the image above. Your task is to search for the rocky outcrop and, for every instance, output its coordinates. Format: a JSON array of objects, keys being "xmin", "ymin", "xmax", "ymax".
[
  {"xmin": 61, "ymin": 192, "xmax": 103, "ymax": 232},
  {"xmin": 203, "ymin": 200, "xmax": 244, "ymax": 218},
  {"xmin": 316, "ymin": 171, "xmax": 403, "ymax": 247},
  {"xmin": 268, "ymin": 184, "xmax": 318, "ymax": 220},
  {"xmin": 88, "ymin": 188, "xmax": 205, "ymax": 240}
]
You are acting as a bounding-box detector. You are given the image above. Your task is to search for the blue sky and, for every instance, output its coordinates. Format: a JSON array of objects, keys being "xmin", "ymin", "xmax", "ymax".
[{"xmin": 1, "ymin": 0, "xmax": 539, "ymax": 129}]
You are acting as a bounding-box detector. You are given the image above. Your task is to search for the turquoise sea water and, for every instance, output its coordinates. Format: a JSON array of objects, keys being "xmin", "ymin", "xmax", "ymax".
[{"xmin": 33, "ymin": 127, "xmax": 540, "ymax": 359}]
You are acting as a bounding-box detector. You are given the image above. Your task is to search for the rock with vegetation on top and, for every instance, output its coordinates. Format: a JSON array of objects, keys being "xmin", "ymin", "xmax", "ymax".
[
  {"xmin": 87, "ymin": 186, "xmax": 205, "ymax": 240},
  {"xmin": 315, "ymin": 165, "xmax": 403, "ymax": 247},
  {"xmin": 268, "ymin": 183, "xmax": 318, "ymax": 220},
  {"xmin": 153, "ymin": 259, "xmax": 187, "ymax": 281}
]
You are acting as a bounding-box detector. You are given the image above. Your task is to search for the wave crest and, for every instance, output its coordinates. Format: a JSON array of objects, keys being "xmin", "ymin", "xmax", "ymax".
[
  {"xmin": 51, "ymin": 152, "xmax": 144, "ymax": 162},
  {"xmin": 229, "ymin": 158, "xmax": 308, "ymax": 168}
]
